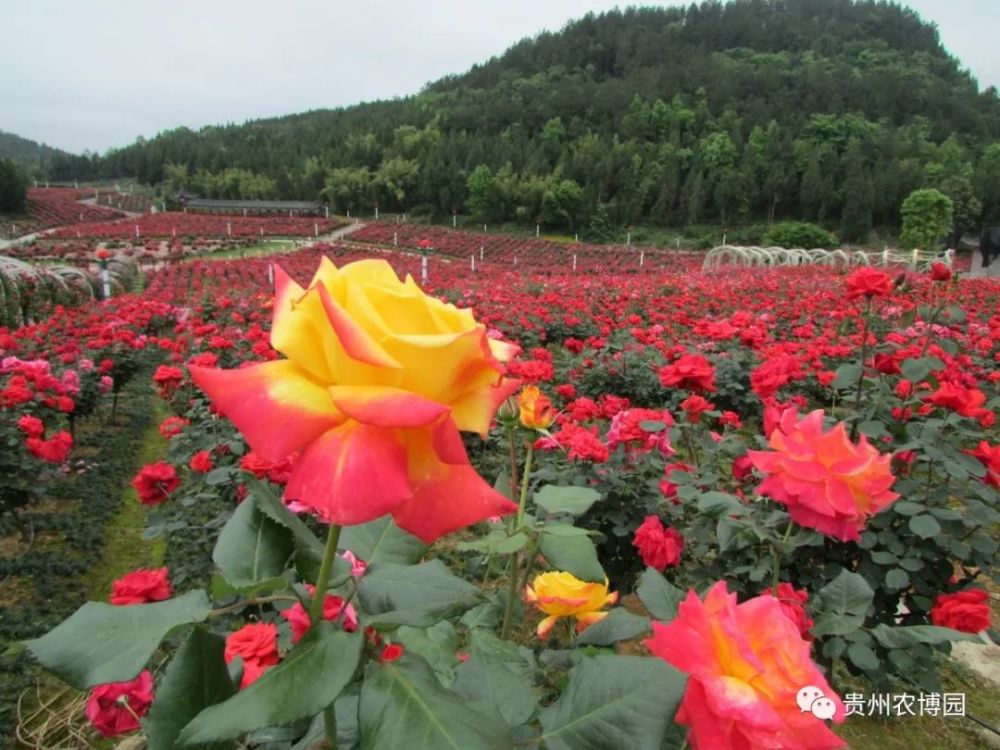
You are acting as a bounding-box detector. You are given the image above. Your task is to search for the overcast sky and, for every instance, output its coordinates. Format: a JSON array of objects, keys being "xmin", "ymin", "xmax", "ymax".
[{"xmin": 1, "ymin": 0, "xmax": 997, "ymax": 155}]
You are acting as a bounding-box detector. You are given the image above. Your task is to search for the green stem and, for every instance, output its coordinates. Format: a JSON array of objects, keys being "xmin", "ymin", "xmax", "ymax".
[
  {"xmin": 501, "ymin": 441, "xmax": 535, "ymax": 640},
  {"xmin": 850, "ymin": 298, "xmax": 872, "ymax": 440},
  {"xmin": 311, "ymin": 524, "xmax": 342, "ymax": 625},
  {"xmin": 323, "ymin": 702, "xmax": 338, "ymax": 750},
  {"xmin": 771, "ymin": 521, "xmax": 795, "ymax": 595}
]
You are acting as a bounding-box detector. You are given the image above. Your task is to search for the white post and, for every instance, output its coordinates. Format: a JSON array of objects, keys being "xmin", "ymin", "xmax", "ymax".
[
  {"xmin": 640, "ymin": 250, "xmax": 645, "ymax": 267},
  {"xmin": 479, "ymin": 245, "xmax": 484, "ymax": 261},
  {"xmin": 471, "ymin": 254, "xmax": 475, "ymax": 272},
  {"xmin": 289, "ymin": 210, "xmax": 293, "ymax": 218},
  {"xmin": 101, "ymin": 267, "xmax": 110, "ymax": 300},
  {"xmin": 227, "ymin": 221, "xmax": 232, "ymax": 237},
  {"xmin": 172, "ymin": 227, "xmax": 176, "ymax": 238},
  {"xmin": 483, "ymin": 224, "xmax": 487, "ymax": 232},
  {"xmin": 882, "ymin": 246, "xmax": 889, "ymax": 266},
  {"xmin": 243, "ymin": 209, "xmax": 247, "ymax": 216},
  {"xmin": 115, "ymin": 182, "xmax": 119, "ymax": 192},
  {"xmin": 403, "ymin": 213, "xmax": 407, "ymax": 222},
  {"xmin": 912, "ymin": 248, "xmax": 919, "ymax": 270},
  {"xmin": 33, "ymin": 179, "xmax": 37, "ymax": 188},
  {"xmin": 722, "ymin": 233, "xmax": 727, "ymax": 245},
  {"xmin": 74, "ymin": 179, "xmax": 78, "ymax": 188},
  {"xmin": 325, "ymin": 206, "xmax": 329, "ymax": 218},
  {"xmin": 574, "ymin": 234, "xmax": 578, "ymax": 242},
  {"xmin": 45, "ymin": 180, "xmax": 49, "ymax": 188},
  {"xmin": 260, "ymin": 226, "xmax": 264, "ymax": 236},
  {"xmin": 80, "ymin": 212, "xmax": 84, "ymax": 221},
  {"xmin": 626, "ymin": 232, "xmax": 631, "ymax": 246},
  {"xmin": 393, "ymin": 232, "xmax": 398, "ymax": 246},
  {"xmin": 421, "ymin": 255, "xmax": 428, "ymax": 286},
  {"xmin": 267, "ymin": 264, "xmax": 274, "ymax": 286},
  {"xmin": 572, "ymin": 253, "xmax": 577, "ymax": 272},
  {"xmin": 135, "ymin": 224, "xmax": 140, "ymax": 238},
  {"xmin": 314, "ymin": 223, "xmax": 319, "ymax": 237},
  {"xmin": 514, "ymin": 255, "xmax": 518, "ymax": 267},
  {"xmin": 536, "ymin": 224, "xmax": 540, "ymax": 237},
  {"xmin": 347, "ymin": 210, "xmax": 351, "ymax": 219},
  {"xmin": 77, "ymin": 230, "xmax": 81, "ymax": 239},
  {"xmin": 375, "ymin": 206, "xmax": 379, "ymax": 220}
]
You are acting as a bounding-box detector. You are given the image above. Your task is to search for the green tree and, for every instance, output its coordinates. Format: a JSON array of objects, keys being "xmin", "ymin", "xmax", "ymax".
[
  {"xmin": 937, "ymin": 176, "xmax": 981, "ymax": 246},
  {"xmin": 0, "ymin": 158, "xmax": 28, "ymax": 213},
  {"xmin": 899, "ymin": 188, "xmax": 953, "ymax": 250},
  {"xmin": 974, "ymin": 143, "xmax": 1000, "ymax": 223},
  {"xmin": 466, "ymin": 165, "xmax": 495, "ymax": 220}
]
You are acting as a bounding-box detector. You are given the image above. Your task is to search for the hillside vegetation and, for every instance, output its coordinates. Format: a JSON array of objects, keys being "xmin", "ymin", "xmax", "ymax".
[{"xmin": 38, "ymin": 0, "xmax": 1000, "ymax": 239}]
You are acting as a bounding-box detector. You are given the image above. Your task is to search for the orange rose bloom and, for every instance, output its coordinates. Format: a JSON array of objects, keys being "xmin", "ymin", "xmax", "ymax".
[
  {"xmin": 748, "ymin": 408, "xmax": 897, "ymax": 542},
  {"xmin": 517, "ymin": 385, "xmax": 554, "ymax": 430},
  {"xmin": 646, "ymin": 581, "xmax": 846, "ymax": 750},
  {"xmin": 190, "ymin": 259, "xmax": 519, "ymax": 542}
]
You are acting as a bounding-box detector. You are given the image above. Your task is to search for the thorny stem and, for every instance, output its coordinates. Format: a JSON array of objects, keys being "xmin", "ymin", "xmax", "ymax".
[
  {"xmin": 310, "ymin": 524, "xmax": 342, "ymax": 625},
  {"xmin": 771, "ymin": 521, "xmax": 795, "ymax": 595}
]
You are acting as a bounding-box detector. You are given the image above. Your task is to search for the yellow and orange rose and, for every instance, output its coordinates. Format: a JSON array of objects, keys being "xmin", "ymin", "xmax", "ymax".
[
  {"xmin": 525, "ymin": 571, "xmax": 618, "ymax": 639},
  {"xmin": 517, "ymin": 385, "xmax": 554, "ymax": 430},
  {"xmin": 190, "ymin": 258, "xmax": 520, "ymax": 542}
]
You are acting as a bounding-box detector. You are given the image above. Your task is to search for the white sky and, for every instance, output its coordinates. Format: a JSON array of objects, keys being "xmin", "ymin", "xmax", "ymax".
[{"xmin": 0, "ymin": 0, "xmax": 997, "ymax": 154}]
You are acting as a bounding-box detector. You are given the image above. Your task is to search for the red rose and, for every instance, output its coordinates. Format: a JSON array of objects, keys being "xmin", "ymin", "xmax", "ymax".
[
  {"xmin": 110, "ymin": 567, "xmax": 173, "ymax": 605},
  {"xmin": 774, "ymin": 582, "xmax": 814, "ymax": 640},
  {"xmin": 17, "ymin": 415, "xmax": 44, "ymax": 438},
  {"xmin": 189, "ymin": 450, "xmax": 214, "ymax": 473},
  {"xmin": 930, "ymin": 262, "xmax": 952, "ymax": 282},
  {"xmin": 924, "ymin": 382, "xmax": 987, "ymax": 418},
  {"xmin": 85, "ymin": 670, "xmax": 154, "ymax": 737},
  {"xmin": 658, "ymin": 354, "xmax": 716, "ymax": 392},
  {"xmin": 845, "ymin": 267, "xmax": 893, "ymax": 299},
  {"xmin": 930, "ymin": 589, "xmax": 991, "ymax": 633},
  {"xmin": 26, "ymin": 431, "xmax": 73, "ymax": 463},
  {"xmin": 225, "ymin": 622, "xmax": 280, "ymax": 688},
  {"xmin": 158, "ymin": 416, "xmax": 189, "ymax": 438},
  {"xmin": 380, "ymin": 643, "xmax": 405, "ymax": 662},
  {"xmin": 632, "ymin": 515, "xmax": 684, "ymax": 571},
  {"xmin": 152, "ymin": 364, "xmax": 185, "ymax": 397},
  {"xmin": 680, "ymin": 394, "xmax": 714, "ymax": 423},
  {"xmin": 280, "ymin": 585, "xmax": 359, "ymax": 643},
  {"xmin": 967, "ymin": 441, "xmax": 1000, "ymax": 488},
  {"xmin": 131, "ymin": 461, "xmax": 180, "ymax": 505}
]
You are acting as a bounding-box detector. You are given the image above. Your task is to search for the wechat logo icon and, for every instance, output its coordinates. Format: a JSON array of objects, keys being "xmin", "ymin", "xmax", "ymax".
[{"xmin": 797, "ymin": 685, "xmax": 837, "ymax": 721}]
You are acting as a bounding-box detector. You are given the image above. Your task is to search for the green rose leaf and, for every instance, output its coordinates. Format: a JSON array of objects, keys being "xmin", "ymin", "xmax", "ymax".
[
  {"xmin": 534, "ymin": 485, "xmax": 602, "ymax": 516},
  {"xmin": 539, "ymin": 655, "xmax": 686, "ymax": 750},
  {"xmin": 178, "ymin": 624, "xmax": 362, "ymax": 744},
  {"xmin": 144, "ymin": 626, "xmax": 237, "ymax": 750},
  {"xmin": 870, "ymin": 624, "xmax": 981, "ymax": 649},
  {"xmin": 538, "ymin": 524, "xmax": 605, "ymax": 582},
  {"xmin": 636, "ymin": 567, "xmax": 686, "ymax": 622},
  {"xmin": 26, "ymin": 589, "xmax": 212, "ymax": 689},
  {"xmin": 339, "ymin": 516, "xmax": 427, "ymax": 566},
  {"xmin": 575, "ymin": 608, "xmax": 651, "ymax": 646},
  {"xmin": 452, "ymin": 650, "xmax": 538, "ymax": 727},
  {"xmin": 359, "ymin": 653, "xmax": 513, "ymax": 750},
  {"xmin": 811, "ymin": 570, "xmax": 874, "ymax": 637},
  {"xmin": 359, "ymin": 560, "xmax": 483, "ymax": 628},
  {"xmin": 213, "ymin": 494, "xmax": 294, "ymax": 588},
  {"xmin": 908, "ymin": 514, "xmax": 941, "ymax": 539}
]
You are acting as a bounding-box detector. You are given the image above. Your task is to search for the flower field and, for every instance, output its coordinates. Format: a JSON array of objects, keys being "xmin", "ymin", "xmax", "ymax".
[
  {"xmin": 46, "ymin": 212, "xmax": 346, "ymax": 240},
  {"xmin": 1, "ymin": 236, "xmax": 998, "ymax": 748}
]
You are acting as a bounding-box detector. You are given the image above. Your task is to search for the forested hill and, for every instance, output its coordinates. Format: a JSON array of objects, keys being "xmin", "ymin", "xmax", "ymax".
[
  {"xmin": 48, "ymin": 0, "xmax": 1000, "ymax": 240},
  {"xmin": 0, "ymin": 131, "xmax": 72, "ymax": 171}
]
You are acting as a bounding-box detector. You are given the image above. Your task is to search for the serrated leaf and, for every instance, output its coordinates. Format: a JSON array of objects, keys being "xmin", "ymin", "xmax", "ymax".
[
  {"xmin": 538, "ymin": 525, "xmax": 605, "ymax": 582},
  {"xmin": 870, "ymin": 624, "xmax": 981, "ymax": 649},
  {"xmin": 539, "ymin": 655, "xmax": 685, "ymax": 750},
  {"xmin": 213, "ymin": 496, "xmax": 293, "ymax": 588},
  {"xmin": 144, "ymin": 627, "xmax": 236, "ymax": 750},
  {"xmin": 397, "ymin": 621, "xmax": 460, "ymax": 683},
  {"xmin": 534, "ymin": 485, "xmax": 602, "ymax": 516},
  {"xmin": 811, "ymin": 570, "xmax": 873, "ymax": 636},
  {"xmin": 358, "ymin": 560, "xmax": 483, "ymax": 628},
  {"xmin": 908, "ymin": 514, "xmax": 941, "ymax": 539},
  {"xmin": 636, "ymin": 568, "xmax": 686, "ymax": 622},
  {"xmin": 696, "ymin": 491, "xmax": 747, "ymax": 518},
  {"xmin": 359, "ymin": 653, "xmax": 512, "ymax": 750},
  {"xmin": 452, "ymin": 651, "xmax": 538, "ymax": 727},
  {"xmin": 833, "ymin": 363, "xmax": 863, "ymax": 390},
  {"xmin": 26, "ymin": 590, "xmax": 212, "ymax": 689},
  {"xmin": 178, "ymin": 625, "xmax": 361, "ymax": 744},
  {"xmin": 339, "ymin": 516, "xmax": 426, "ymax": 566},
  {"xmin": 575, "ymin": 609, "xmax": 650, "ymax": 646},
  {"xmin": 847, "ymin": 643, "xmax": 880, "ymax": 672}
]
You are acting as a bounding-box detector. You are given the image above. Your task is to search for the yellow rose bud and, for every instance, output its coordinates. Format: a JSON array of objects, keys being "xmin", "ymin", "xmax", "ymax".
[{"xmin": 517, "ymin": 385, "xmax": 554, "ymax": 430}]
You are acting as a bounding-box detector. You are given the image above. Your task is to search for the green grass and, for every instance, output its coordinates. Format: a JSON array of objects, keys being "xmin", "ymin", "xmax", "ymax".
[
  {"xmin": 83, "ymin": 398, "xmax": 168, "ymax": 601},
  {"xmin": 193, "ymin": 239, "xmax": 298, "ymax": 261}
]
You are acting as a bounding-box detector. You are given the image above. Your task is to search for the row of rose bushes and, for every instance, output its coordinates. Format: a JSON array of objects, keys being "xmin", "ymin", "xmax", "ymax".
[
  {"xmin": 350, "ymin": 221, "xmax": 690, "ymax": 272},
  {"xmin": 46, "ymin": 212, "xmax": 345, "ymax": 240},
  {"xmin": 7, "ymin": 241, "xmax": 999, "ymax": 747},
  {"xmin": 4, "ymin": 237, "xmax": 284, "ymax": 264},
  {"xmin": 25, "ymin": 187, "xmax": 125, "ymax": 228}
]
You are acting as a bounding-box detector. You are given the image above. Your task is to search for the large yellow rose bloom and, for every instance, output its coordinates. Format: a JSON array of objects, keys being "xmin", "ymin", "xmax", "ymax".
[{"xmin": 190, "ymin": 258, "xmax": 520, "ymax": 542}]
